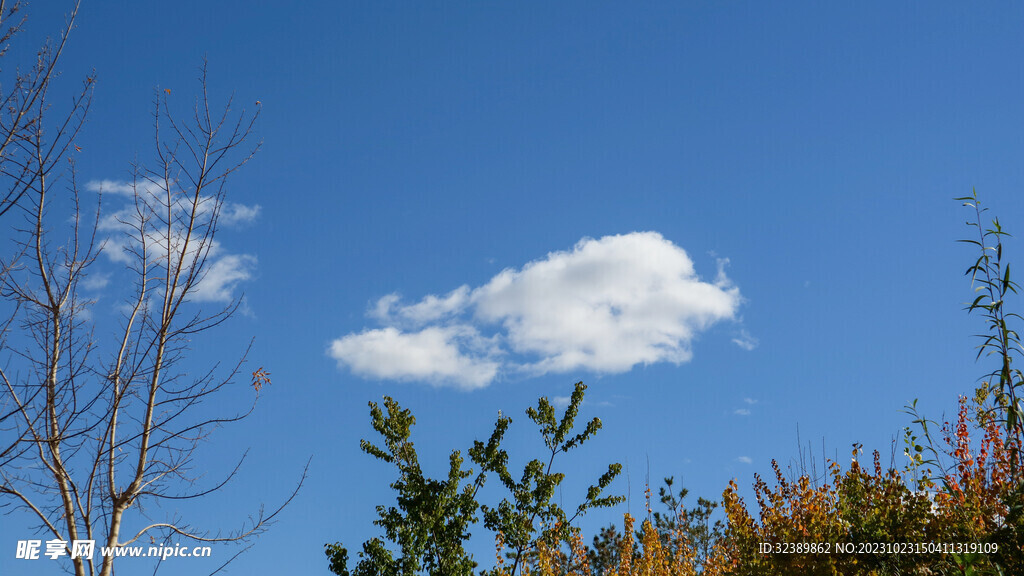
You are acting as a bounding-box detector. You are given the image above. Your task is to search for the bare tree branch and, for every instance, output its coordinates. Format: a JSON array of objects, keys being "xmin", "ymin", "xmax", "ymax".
[{"xmin": 0, "ymin": 15, "xmax": 298, "ymax": 573}]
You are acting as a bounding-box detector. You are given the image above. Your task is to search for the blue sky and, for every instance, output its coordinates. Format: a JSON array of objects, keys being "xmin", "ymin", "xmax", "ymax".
[{"xmin": 3, "ymin": 1, "xmax": 1024, "ymax": 574}]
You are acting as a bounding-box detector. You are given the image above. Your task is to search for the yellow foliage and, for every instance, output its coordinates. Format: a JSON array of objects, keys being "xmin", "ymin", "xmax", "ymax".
[{"xmin": 493, "ymin": 396, "xmax": 1020, "ymax": 576}]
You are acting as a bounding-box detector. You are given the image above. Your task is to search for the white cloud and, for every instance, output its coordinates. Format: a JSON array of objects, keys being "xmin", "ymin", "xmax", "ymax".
[
  {"xmin": 733, "ymin": 397, "xmax": 757, "ymax": 416},
  {"xmin": 373, "ymin": 286, "xmax": 471, "ymax": 325},
  {"xmin": 473, "ymin": 232, "xmax": 740, "ymax": 374},
  {"xmin": 80, "ymin": 273, "xmax": 110, "ymax": 291},
  {"xmin": 732, "ymin": 329, "xmax": 759, "ymax": 351},
  {"xmin": 191, "ymin": 253, "xmax": 257, "ymax": 302},
  {"xmin": 219, "ymin": 202, "xmax": 262, "ymax": 226},
  {"xmin": 86, "ymin": 179, "xmax": 140, "ymax": 196},
  {"xmin": 88, "ymin": 179, "xmax": 260, "ymax": 227},
  {"xmin": 330, "ymin": 232, "xmax": 746, "ymax": 388},
  {"xmin": 549, "ymin": 395, "xmax": 611, "ymax": 409},
  {"xmin": 87, "ymin": 178, "xmax": 172, "ymax": 202},
  {"xmin": 551, "ymin": 396, "xmax": 571, "ymax": 409},
  {"xmin": 737, "ymin": 456, "xmax": 753, "ymax": 464},
  {"xmin": 328, "ymin": 326, "xmax": 500, "ymax": 390},
  {"xmin": 91, "ymin": 179, "xmax": 257, "ymax": 303}
]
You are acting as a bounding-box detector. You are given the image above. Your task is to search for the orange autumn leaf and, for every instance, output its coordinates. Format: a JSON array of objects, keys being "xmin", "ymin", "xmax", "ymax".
[{"xmin": 252, "ymin": 367, "xmax": 271, "ymax": 393}]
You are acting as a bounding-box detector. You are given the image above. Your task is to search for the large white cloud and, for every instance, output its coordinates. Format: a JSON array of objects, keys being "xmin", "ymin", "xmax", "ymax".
[
  {"xmin": 472, "ymin": 232, "xmax": 739, "ymax": 374},
  {"xmin": 329, "ymin": 326, "xmax": 500, "ymax": 390},
  {"xmin": 329, "ymin": 232, "xmax": 745, "ymax": 388}
]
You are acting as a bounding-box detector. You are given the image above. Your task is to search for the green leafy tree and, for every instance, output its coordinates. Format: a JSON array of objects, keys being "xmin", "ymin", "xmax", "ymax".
[{"xmin": 326, "ymin": 381, "xmax": 624, "ymax": 576}]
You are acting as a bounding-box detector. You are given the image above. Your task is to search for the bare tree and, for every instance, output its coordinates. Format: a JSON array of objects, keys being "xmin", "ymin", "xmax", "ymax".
[
  {"xmin": 0, "ymin": 54, "xmax": 304, "ymax": 576},
  {"xmin": 0, "ymin": 0, "xmax": 90, "ymax": 470},
  {"xmin": 0, "ymin": 0, "xmax": 84, "ymax": 219}
]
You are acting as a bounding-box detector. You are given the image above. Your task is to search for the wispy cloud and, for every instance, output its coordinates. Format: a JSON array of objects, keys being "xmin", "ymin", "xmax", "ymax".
[
  {"xmin": 732, "ymin": 328, "xmax": 759, "ymax": 351},
  {"xmin": 550, "ymin": 395, "xmax": 613, "ymax": 409},
  {"xmin": 80, "ymin": 273, "xmax": 110, "ymax": 292},
  {"xmin": 551, "ymin": 396, "xmax": 572, "ymax": 409},
  {"xmin": 329, "ymin": 232, "xmax": 746, "ymax": 388},
  {"xmin": 87, "ymin": 179, "xmax": 261, "ymax": 227},
  {"xmin": 86, "ymin": 179, "xmax": 141, "ymax": 196},
  {"xmin": 737, "ymin": 456, "xmax": 753, "ymax": 464},
  {"xmin": 88, "ymin": 179, "xmax": 258, "ymax": 303},
  {"xmin": 733, "ymin": 397, "xmax": 757, "ymax": 416},
  {"xmin": 219, "ymin": 202, "xmax": 262, "ymax": 226}
]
